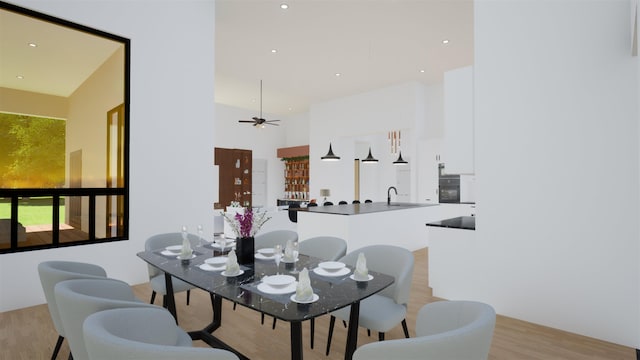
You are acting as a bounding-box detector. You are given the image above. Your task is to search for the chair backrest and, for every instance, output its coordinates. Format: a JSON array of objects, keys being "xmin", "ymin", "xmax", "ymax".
[
  {"xmin": 307, "ymin": 202, "xmax": 318, "ymax": 207},
  {"xmin": 38, "ymin": 261, "xmax": 107, "ymax": 336},
  {"xmin": 323, "ymin": 201, "xmax": 334, "ymax": 206},
  {"xmin": 364, "ymin": 199, "xmax": 373, "ymax": 203},
  {"xmin": 298, "ymin": 236, "xmax": 347, "ymax": 261},
  {"xmin": 54, "ymin": 278, "xmax": 159, "ymax": 360},
  {"xmin": 352, "ymin": 300, "xmax": 496, "ymax": 360},
  {"xmin": 145, "ymin": 232, "xmax": 201, "ymax": 279},
  {"xmin": 338, "ymin": 201, "xmax": 348, "ymax": 205},
  {"xmin": 255, "ymin": 229, "xmax": 298, "ymax": 250},
  {"xmin": 83, "ymin": 307, "xmax": 239, "ymax": 360},
  {"xmin": 352, "ymin": 200, "xmax": 361, "ymax": 204},
  {"xmin": 339, "ymin": 245, "xmax": 414, "ymax": 305}
]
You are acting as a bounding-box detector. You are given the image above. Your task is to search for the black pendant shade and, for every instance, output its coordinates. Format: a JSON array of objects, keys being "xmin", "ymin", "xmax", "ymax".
[
  {"xmin": 361, "ymin": 147, "xmax": 378, "ymax": 163},
  {"xmin": 393, "ymin": 151, "xmax": 408, "ymax": 165},
  {"xmin": 321, "ymin": 143, "xmax": 340, "ymax": 161}
]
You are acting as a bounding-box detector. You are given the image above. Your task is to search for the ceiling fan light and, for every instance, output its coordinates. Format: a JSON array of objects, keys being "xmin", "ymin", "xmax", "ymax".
[
  {"xmin": 361, "ymin": 147, "xmax": 378, "ymax": 163},
  {"xmin": 393, "ymin": 151, "xmax": 408, "ymax": 165},
  {"xmin": 321, "ymin": 143, "xmax": 340, "ymax": 161}
]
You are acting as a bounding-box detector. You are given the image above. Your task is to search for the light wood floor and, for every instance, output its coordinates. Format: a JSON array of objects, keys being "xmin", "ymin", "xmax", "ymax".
[{"xmin": 0, "ymin": 248, "xmax": 635, "ymax": 360}]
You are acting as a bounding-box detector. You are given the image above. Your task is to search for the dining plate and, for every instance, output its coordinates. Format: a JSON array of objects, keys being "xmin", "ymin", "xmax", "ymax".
[
  {"xmin": 255, "ymin": 252, "xmax": 275, "ymax": 260},
  {"xmin": 290, "ymin": 293, "xmax": 319, "ymax": 304},
  {"xmin": 313, "ymin": 267, "xmax": 351, "ymax": 277},
  {"xmin": 281, "ymin": 257, "xmax": 299, "ymax": 263},
  {"xmin": 176, "ymin": 254, "xmax": 196, "ymax": 260},
  {"xmin": 221, "ymin": 269, "xmax": 244, "ymax": 277},
  {"xmin": 349, "ymin": 274, "xmax": 374, "ymax": 282},
  {"xmin": 204, "ymin": 257, "xmax": 227, "ymax": 266},
  {"xmin": 199, "ymin": 263, "xmax": 224, "ymax": 272},
  {"xmin": 257, "ymin": 281, "xmax": 298, "ymax": 295},
  {"xmin": 210, "ymin": 241, "xmax": 235, "ymax": 249},
  {"xmin": 262, "ymin": 274, "xmax": 295, "ymax": 288},
  {"xmin": 165, "ymin": 245, "xmax": 182, "ymax": 253},
  {"xmin": 318, "ymin": 261, "xmax": 346, "ymax": 272},
  {"xmin": 257, "ymin": 248, "xmax": 275, "ymax": 256}
]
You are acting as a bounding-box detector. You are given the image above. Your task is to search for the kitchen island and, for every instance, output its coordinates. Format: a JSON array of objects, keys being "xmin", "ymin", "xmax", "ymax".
[
  {"xmin": 426, "ymin": 216, "xmax": 477, "ymax": 299},
  {"xmin": 297, "ymin": 202, "xmax": 441, "ymax": 252}
]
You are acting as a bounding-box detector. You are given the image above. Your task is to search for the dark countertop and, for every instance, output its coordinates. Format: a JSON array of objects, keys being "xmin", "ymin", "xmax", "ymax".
[
  {"xmin": 426, "ymin": 216, "xmax": 476, "ymax": 230},
  {"xmin": 303, "ymin": 202, "xmax": 438, "ymax": 215}
]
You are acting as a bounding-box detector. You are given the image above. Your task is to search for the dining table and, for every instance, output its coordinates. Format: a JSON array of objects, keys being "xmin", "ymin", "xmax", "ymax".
[{"xmin": 137, "ymin": 242, "xmax": 395, "ymax": 360}]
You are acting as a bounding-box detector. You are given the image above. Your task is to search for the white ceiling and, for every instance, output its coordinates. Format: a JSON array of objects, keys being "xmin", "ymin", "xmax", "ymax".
[
  {"xmin": 1, "ymin": 0, "xmax": 474, "ymax": 117},
  {"xmin": 215, "ymin": 0, "xmax": 474, "ymax": 116}
]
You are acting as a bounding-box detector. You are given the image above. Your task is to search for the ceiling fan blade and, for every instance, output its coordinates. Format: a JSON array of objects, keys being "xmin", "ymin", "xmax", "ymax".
[
  {"xmin": 265, "ymin": 120, "xmax": 281, "ymax": 122},
  {"xmin": 265, "ymin": 122, "xmax": 280, "ymax": 126},
  {"xmin": 238, "ymin": 120, "xmax": 255, "ymax": 123}
]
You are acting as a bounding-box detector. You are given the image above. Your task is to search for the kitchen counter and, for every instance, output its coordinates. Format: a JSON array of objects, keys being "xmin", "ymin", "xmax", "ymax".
[
  {"xmin": 306, "ymin": 202, "xmax": 437, "ymax": 216},
  {"xmin": 426, "ymin": 216, "xmax": 475, "ymax": 230},
  {"xmin": 297, "ymin": 202, "xmax": 442, "ymax": 252}
]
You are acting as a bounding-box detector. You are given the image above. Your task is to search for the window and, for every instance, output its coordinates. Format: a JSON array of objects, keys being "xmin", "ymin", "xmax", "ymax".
[{"xmin": 0, "ymin": 2, "xmax": 130, "ymax": 253}]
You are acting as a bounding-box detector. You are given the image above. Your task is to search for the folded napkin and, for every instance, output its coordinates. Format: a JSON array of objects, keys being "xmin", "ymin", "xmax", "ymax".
[
  {"xmin": 180, "ymin": 237, "xmax": 193, "ymax": 258},
  {"xmin": 354, "ymin": 253, "xmax": 369, "ymax": 280},
  {"xmin": 295, "ymin": 268, "xmax": 314, "ymax": 301},
  {"xmin": 226, "ymin": 250, "xmax": 241, "ymax": 275},
  {"xmin": 283, "ymin": 240, "xmax": 295, "ymax": 262}
]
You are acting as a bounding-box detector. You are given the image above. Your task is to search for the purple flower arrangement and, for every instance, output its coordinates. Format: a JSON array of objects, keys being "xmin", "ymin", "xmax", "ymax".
[{"xmin": 223, "ymin": 207, "xmax": 270, "ymax": 238}]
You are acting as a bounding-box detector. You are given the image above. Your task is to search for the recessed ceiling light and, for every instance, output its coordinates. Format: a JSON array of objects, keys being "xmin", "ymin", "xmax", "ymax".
[
  {"xmin": 288, "ymin": 107, "xmax": 293, "ymax": 111},
  {"xmin": 442, "ymin": 39, "xmax": 449, "ymax": 44},
  {"xmin": 271, "ymin": 49, "xmax": 277, "ymax": 53},
  {"xmin": 16, "ymin": 75, "xmax": 24, "ymax": 79},
  {"xmin": 335, "ymin": 73, "xmax": 341, "ymax": 77},
  {"xmin": 280, "ymin": 3, "xmax": 289, "ymax": 9},
  {"xmin": 419, "ymin": 69, "xmax": 425, "ymax": 73},
  {"xmin": 28, "ymin": 42, "xmax": 37, "ymax": 47}
]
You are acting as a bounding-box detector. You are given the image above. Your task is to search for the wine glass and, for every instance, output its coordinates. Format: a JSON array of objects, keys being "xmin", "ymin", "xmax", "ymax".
[
  {"xmin": 197, "ymin": 224, "xmax": 204, "ymax": 246},
  {"xmin": 218, "ymin": 237, "xmax": 227, "ymax": 256},
  {"xmin": 274, "ymin": 244, "xmax": 282, "ymax": 275},
  {"xmin": 290, "ymin": 241, "xmax": 300, "ymax": 274}
]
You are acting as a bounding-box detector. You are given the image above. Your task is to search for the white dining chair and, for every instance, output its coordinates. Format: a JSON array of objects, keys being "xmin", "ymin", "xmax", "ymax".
[
  {"xmin": 326, "ymin": 244, "xmax": 415, "ymax": 356},
  {"xmin": 83, "ymin": 307, "xmax": 239, "ymax": 360},
  {"xmin": 254, "ymin": 229, "xmax": 298, "ymax": 250},
  {"xmin": 38, "ymin": 260, "xmax": 107, "ymax": 360},
  {"xmin": 54, "ymin": 277, "xmax": 176, "ymax": 360},
  {"xmin": 351, "ymin": 300, "xmax": 496, "ymax": 360}
]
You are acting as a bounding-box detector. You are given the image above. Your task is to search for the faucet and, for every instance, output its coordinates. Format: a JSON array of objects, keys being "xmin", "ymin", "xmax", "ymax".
[{"xmin": 387, "ymin": 186, "xmax": 397, "ymax": 205}]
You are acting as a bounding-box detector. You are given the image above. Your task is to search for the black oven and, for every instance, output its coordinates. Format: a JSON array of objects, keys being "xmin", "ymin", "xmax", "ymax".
[{"xmin": 439, "ymin": 175, "xmax": 460, "ymax": 203}]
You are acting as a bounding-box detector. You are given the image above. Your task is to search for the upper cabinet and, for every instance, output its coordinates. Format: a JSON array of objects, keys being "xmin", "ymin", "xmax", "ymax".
[{"xmin": 443, "ymin": 66, "xmax": 474, "ymax": 174}]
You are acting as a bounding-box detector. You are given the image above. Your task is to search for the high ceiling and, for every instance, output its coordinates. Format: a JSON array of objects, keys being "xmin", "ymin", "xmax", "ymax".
[
  {"xmin": 215, "ymin": 0, "xmax": 474, "ymax": 116},
  {"xmin": 1, "ymin": 1, "xmax": 474, "ymax": 117}
]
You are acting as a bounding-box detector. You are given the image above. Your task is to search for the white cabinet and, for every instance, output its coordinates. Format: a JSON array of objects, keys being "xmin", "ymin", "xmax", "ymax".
[
  {"xmin": 444, "ymin": 66, "xmax": 474, "ymax": 174},
  {"xmin": 438, "ymin": 203, "xmax": 476, "ymax": 219},
  {"xmin": 417, "ymin": 139, "xmax": 441, "ymax": 203}
]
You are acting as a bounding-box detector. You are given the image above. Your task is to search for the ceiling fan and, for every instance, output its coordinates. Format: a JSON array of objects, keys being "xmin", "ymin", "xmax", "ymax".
[{"xmin": 238, "ymin": 80, "xmax": 280, "ymax": 127}]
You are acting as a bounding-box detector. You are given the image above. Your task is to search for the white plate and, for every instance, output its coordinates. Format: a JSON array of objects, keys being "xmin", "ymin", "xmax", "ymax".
[
  {"xmin": 318, "ymin": 261, "xmax": 346, "ymax": 272},
  {"xmin": 176, "ymin": 254, "xmax": 196, "ymax": 260},
  {"xmin": 290, "ymin": 293, "xmax": 319, "ymax": 304},
  {"xmin": 165, "ymin": 245, "xmax": 182, "ymax": 253},
  {"xmin": 262, "ymin": 275, "xmax": 295, "ymax": 288},
  {"xmin": 257, "ymin": 281, "xmax": 298, "ymax": 295},
  {"xmin": 349, "ymin": 274, "xmax": 374, "ymax": 282},
  {"xmin": 281, "ymin": 257, "xmax": 299, "ymax": 263},
  {"xmin": 204, "ymin": 257, "xmax": 227, "ymax": 266},
  {"xmin": 221, "ymin": 269, "xmax": 244, "ymax": 277},
  {"xmin": 313, "ymin": 267, "xmax": 351, "ymax": 277},
  {"xmin": 160, "ymin": 250, "xmax": 177, "ymax": 256},
  {"xmin": 255, "ymin": 253, "xmax": 275, "ymax": 260},
  {"xmin": 257, "ymin": 248, "xmax": 275, "ymax": 256},
  {"xmin": 211, "ymin": 241, "xmax": 235, "ymax": 249},
  {"xmin": 199, "ymin": 263, "xmax": 224, "ymax": 271}
]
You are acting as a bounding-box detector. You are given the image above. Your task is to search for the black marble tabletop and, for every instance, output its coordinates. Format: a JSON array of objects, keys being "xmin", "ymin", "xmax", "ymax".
[
  {"xmin": 137, "ymin": 246, "xmax": 395, "ymax": 322},
  {"xmin": 303, "ymin": 201, "xmax": 437, "ymax": 216},
  {"xmin": 426, "ymin": 216, "xmax": 476, "ymax": 230}
]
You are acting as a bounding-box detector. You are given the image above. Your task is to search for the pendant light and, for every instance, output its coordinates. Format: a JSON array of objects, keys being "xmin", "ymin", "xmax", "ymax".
[
  {"xmin": 321, "ymin": 143, "xmax": 340, "ymax": 161},
  {"xmin": 393, "ymin": 151, "xmax": 408, "ymax": 165},
  {"xmin": 361, "ymin": 147, "xmax": 378, "ymax": 164}
]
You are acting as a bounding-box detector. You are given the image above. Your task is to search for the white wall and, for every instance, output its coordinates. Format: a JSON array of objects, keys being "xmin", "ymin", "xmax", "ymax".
[
  {"xmin": 283, "ymin": 111, "xmax": 310, "ymax": 147},
  {"xmin": 0, "ymin": 0, "xmax": 216, "ymax": 312},
  {"xmin": 214, "ymin": 103, "xmax": 287, "ymax": 207},
  {"xmin": 309, "ymin": 82, "xmax": 427, "ymax": 203},
  {"xmin": 473, "ymin": 0, "xmax": 639, "ymax": 348}
]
